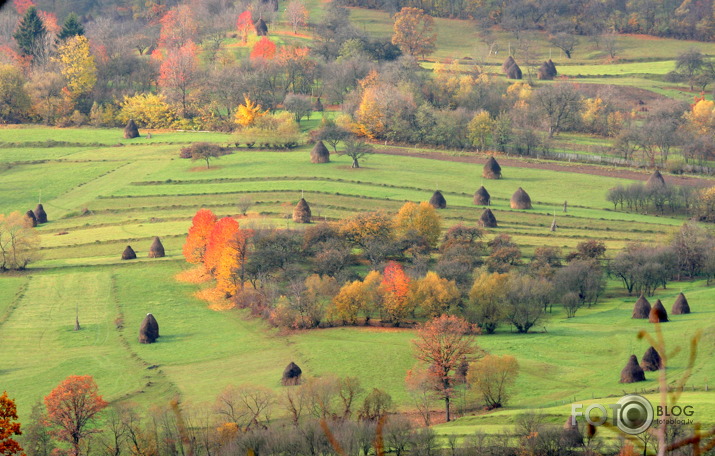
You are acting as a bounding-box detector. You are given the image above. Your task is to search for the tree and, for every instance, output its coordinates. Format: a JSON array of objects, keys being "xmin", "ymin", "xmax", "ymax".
[
  {"xmin": 13, "ymin": 7, "xmax": 46, "ymax": 63},
  {"xmin": 250, "ymin": 37, "xmax": 277, "ymax": 61},
  {"xmin": 468, "ymin": 111, "xmax": 493, "ymax": 151},
  {"xmin": 548, "ymin": 32, "xmax": 578, "ymax": 59},
  {"xmin": 0, "ymin": 212, "xmax": 40, "ymax": 271},
  {"xmin": 0, "ymin": 392, "xmax": 23, "ymax": 456},
  {"xmin": 533, "ymin": 84, "xmax": 582, "ymax": 137},
  {"xmin": 236, "ymin": 11, "xmax": 253, "ymax": 43},
  {"xmin": 118, "ymin": 93, "xmax": 177, "ymax": 129},
  {"xmin": 408, "ymin": 272, "xmax": 460, "ymax": 318},
  {"xmin": 285, "ymin": 0, "xmax": 309, "ymax": 34},
  {"xmin": 504, "ymin": 273, "xmax": 551, "ymax": 333},
  {"xmin": 391, "ymin": 7, "xmax": 436, "ymax": 59},
  {"xmin": 234, "ymin": 95, "xmax": 266, "ymax": 127},
  {"xmin": 57, "ymin": 13, "xmax": 84, "ymax": 42},
  {"xmin": 214, "ymin": 385, "xmax": 275, "ymax": 432},
  {"xmin": 315, "ymin": 118, "xmax": 350, "ymax": 153},
  {"xmin": 44, "ymin": 375, "xmax": 108, "ymax": 456},
  {"xmin": 204, "ymin": 217, "xmax": 251, "ymax": 296},
  {"xmin": 467, "ymin": 355, "xmax": 519, "ymax": 409},
  {"xmin": 609, "ymin": 243, "xmax": 676, "ymax": 296},
  {"xmin": 412, "ymin": 315, "xmax": 476, "ymax": 422},
  {"xmin": 182, "ymin": 208, "xmax": 217, "ymax": 264},
  {"xmin": 379, "ymin": 261, "xmax": 412, "ymax": 326},
  {"xmin": 553, "ymin": 259, "xmax": 605, "ymax": 313},
  {"xmin": 23, "ymin": 401, "xmax": 54, "ymax": 456},
  {"xmin": 181, "ymin": 142, "xmax": 229, "ymax": 169},
  {"xmin": 338, "ymin": 138, "xmax": 374, "ymax": 168},
  {"xmin": 283, "ymin": 93, "xmax": 312, "ymax": 123},
  {"xmin": 158, "ymin": 41, "xmax": 199, "ymax": 117},
  {"xmin": 566, "ymin": 240, "xmax": 606, "ymax": 262},
  {"xmin": 485, "ymin": 234, "xmax": 521, "ymax": 273},
  {"xmin": 55, "ymin": 35, "xmax": 96, "ymax": 101},
  {"xmin": 158, "ymin": 5, "xmax": 198, "ymax": 50},
  {"xmin": 467, "ymin": 270, "xmax": 509, "ymax": 334},
  {"xmin": 330, "ymin": 270, "xmax": 381, "ymax": 324},
  {"xmin": 394, "ymin": 201, "xmax": 441, "ymax": 249},
  {"xmin": 0, "ymin": 65, "xmax": 30, "ymax": 123},
  {"xmin": 674, "ymin": 48, "xmax": 705, "ymax": 91}
]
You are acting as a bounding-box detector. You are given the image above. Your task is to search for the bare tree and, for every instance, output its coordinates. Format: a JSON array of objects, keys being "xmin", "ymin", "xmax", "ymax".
[
  {"xmin": 549, "ymin": 32, "xmax": 578, "ymax": 59},
  {"xmin": 533, "ymin": 84, "xmax": 582, "ymax": 137},
  {"xmin": 285, "ymin": 0, "xmax": 309, "ymax": 34}
]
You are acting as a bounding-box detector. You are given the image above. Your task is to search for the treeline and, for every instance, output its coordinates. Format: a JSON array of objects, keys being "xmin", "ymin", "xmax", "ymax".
[{"xmin": 606, "ymin": 181, "xmax": 696, "ymax": 214}]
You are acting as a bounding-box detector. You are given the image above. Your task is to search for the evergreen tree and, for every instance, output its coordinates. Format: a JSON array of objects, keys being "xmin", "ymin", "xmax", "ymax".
[
  {"xmin": 57, "ymin": 13, "xmax": 84, "ymax": 42},
  {"xmin": 13, "ymin": 7, "xmax": 47, "ymax": 62}
]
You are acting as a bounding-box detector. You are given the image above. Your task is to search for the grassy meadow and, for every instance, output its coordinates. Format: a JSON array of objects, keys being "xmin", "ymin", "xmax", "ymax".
[{"xmin": 0, "ymin": 125, "xmax": 713, "ymax": 438}]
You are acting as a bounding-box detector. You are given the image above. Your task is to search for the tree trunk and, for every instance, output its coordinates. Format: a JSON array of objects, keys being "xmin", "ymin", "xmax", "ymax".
[
  {"xmin": 352, "ymin": 158, "xmax": 359, "ymax": 168},
  {"xmin": 445, "ymin": 396, "xmax": 451, "ymax": 422}
]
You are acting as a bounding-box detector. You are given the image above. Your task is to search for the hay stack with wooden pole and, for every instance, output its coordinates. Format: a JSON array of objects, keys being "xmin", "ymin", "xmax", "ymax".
[
  {"xmin": 122, "ymin": 245, "xmax": 137, "ymax": 260},
  {"xmin": 139, "ymin": 313, "xmax": 160, "ymax": 344},
  {"xmin": 25, "ymin": 210, "xmax": 37, "ymax": 227},
  {"xmin": 429, "ymin": 191, "xmax": 447, "ymax": 209},
  {"xmin": 310, "ymin": 141, "xmax": 330, "ymax": 164},
  {"xmin": 510, "ymin": 187, "xmax": 532, "ymax": 209},
  {"xmin": 646, "ymin": 170, "xmax": 666, "ymax": 188},
  {"xmin": 479, "ymin": 208, "xmax": 498, "ymax": 228},
  {"xmin": 474, "ymin": 186, "xmax": 490, "ymax": 205},
  {"xmin": 483, "ymin": 156, "xmax": 502, "ymax": 179},
  {"xmin": 649, "ymin": 299, "xmax": 669, "ymax": 323},
  {"xmin": 620, "ymin": 355, "xmax": 646, "ymax": 383},
  {"xmin": 293, "ymin": 198, "xmax": 312, "ymax": 223},
  {"xmin": 148, "ymin": 237, "xmax": 165, "ymax": 258},
  {"xmin": 506, "ymin": 62, "xmax": 523, "ymax": 79},
  {"xmin": 672, "ymin": 292, "xmax": 690, "ymax": 314},
  {"xmin": 254, "ymin": 18, "xmax": 268, "ymax": 36},
  {"xmin": 537, "ymin": 59, "xmax": 558, "ymax": 80},
  {"xmin": 501, "ymin": 56, "xmax": 517, "ymax": 73},
  {"xmin": 632, "ymin": 295, "xmax": 651, "ymax": 319},
  {"xmin": 124, "ymin": 119, "xmax": 140, "ymax": 139},
  {"xmin": 282, "ymin": 361, "xmax": 302, "ymax": 386},
  {"xmin": 34, "ymin": 204, "xmax": 47, "ymax": 223},
  {"xmin": 641, "ymin": 346, "xmax": 663, "ymax": 371}
]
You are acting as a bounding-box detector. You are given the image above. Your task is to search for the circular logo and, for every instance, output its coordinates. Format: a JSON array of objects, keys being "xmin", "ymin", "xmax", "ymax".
[{"xmin": 615, "ymin": 395, "xmax": 654, "ymax": 435}]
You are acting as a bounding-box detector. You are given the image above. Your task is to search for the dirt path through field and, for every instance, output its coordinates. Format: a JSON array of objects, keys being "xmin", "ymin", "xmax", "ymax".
[{"xmin": 376, "ymin": 148, "xmax": 715, "ymax": 188}]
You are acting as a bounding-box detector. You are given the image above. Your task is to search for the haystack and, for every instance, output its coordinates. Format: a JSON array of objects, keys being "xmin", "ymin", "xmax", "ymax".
[
  {"xmin": 293, "ymin": 198, "xmax": 312, "ymax": 223},
  {"xmin": 310, "ymin": 141, "xmax": 330, "ymax": 164},
  {"xmin": 479, "ymin": 208, "xmax": 498, "ymax": 228},
  {"xmin": 473, "ymin": 186, "xmax": 490, "ymax": 205},
  {"xmin": 254, "ymin": 18, "xmax": 268, "ymax": 36},
  {"xmin": 25, "ymin": 210, "xmax": 37, "ymax": 227},
  {"xmin": 124, "ymin": 119, "xmax": 140, "ymax": 139},
  {"xmin": 313, "ymin": 97, "xmax": 324, "ymax": 112},
  {"xmin": 506, "ymin": 62, "xmax": 522, "ymax": 79},
  {"xmin": 646, "ymin": 170, "xmax": 666, "ymax": 188},
  {"xmin": 483, "ymin": 156, "xmax": 502, "ymax": 179},
  {"xmin": 649, "ymin": 299, "xmax": 668, "ymax": 323},
  {"xmin": 510, "ymin": 187, "xmax": 532, "ymax": 209},
  {"xmin": 148, "ymin": 237, "xmax": 165, "ymax": 258},
  {"xmin": 139, "ymin": 313, "xmax": 159, "ymax": 344},
  {"xmin": 547, "ymin": 59, "xmax": 557, "ymax": 76},
  {"xmin": 620, "ymin": 355, "xmax": 646, "ymax": 383},
  {"xmin": 282, "ymin": 361, "xmax": 302, "ymax": 386},
  {"xmin": 632, "ymin": 295, "xmax": 651, "ymax": 319},
  {"xmin": 641, "ymin": 346, "xmax": 663, "ymax": 371},
  {"xmin": 34, "ymin": 204, "xmax": 47, "ymax": 224},
  {"xmin": 562, "ymin": 416, "xmax": 583, "ymax": 446},
  {"xmin": 537, "ymin": 59, "xmax": 558, "ymax": 80},
  {"xmin": 122, "ymin": 245, "xmax": 137, "ymax": 260},
  {"xmin": 501, "ymin": 56, "xmax": 516, "ymax": 73},
  {"xmin": 429, "ymin": 191, "xmax": 447, "ymax": 209},
  {"xmin": 672, "ymin": 292, "xmax": 690, "ymax": 315}
]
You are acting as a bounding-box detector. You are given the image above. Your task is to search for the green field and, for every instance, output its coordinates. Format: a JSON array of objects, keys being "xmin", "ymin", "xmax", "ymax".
[{"xmin": 0, "ymin": 126, "xmax": 713, "ymax": 439}]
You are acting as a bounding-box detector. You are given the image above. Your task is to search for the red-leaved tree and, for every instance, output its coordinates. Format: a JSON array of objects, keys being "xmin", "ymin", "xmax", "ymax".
[
  {"xmin": 183, "ymin": 209, "xmax": 217, "ymax": 264},
  {"xmin": 379, "ymin": 261, "xmax": 411, "ymax": 326},
  {"xmin": 236, "ymin": 10, "xmax": 252, "ymax": 44},
  {"xmin": 158, "ymin": 5, "xmax": 197, "ymax": 50},
  {"xmin": 44, "ymin": 376, "xmax": 108, "ymax": 456},
  {"xmin": 250, "ymin": 37, "xmax": 276, "ymax": 61},
  {"xmin": 204, "ymin": 217, "xmax": 252, "ymax": 296},
  {"xmin": 158, "ymin": 40, "xmax": 199, "ymax": 117},
  {"xmin": 412, "ymin": 315, "xmax": 476, "ymax": 422},
  {"xmin": 0, "ymin": 392, "xmax": 24, "ymax": 456}
]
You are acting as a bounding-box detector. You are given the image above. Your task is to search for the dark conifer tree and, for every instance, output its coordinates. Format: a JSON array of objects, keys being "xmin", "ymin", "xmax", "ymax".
[
  {"xmin": 13, "ymin": 7, "xmax": 47, "ymax": 61},
  {"xmin": 57, "ymin": 13, "xmax": 85, "ymax": 42}
]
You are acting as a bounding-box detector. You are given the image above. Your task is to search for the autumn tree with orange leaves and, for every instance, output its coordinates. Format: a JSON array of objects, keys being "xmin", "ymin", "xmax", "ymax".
[
  {"xmin": 0, "ymin": 392, "xmax": 24, "ymax": 456},
  {"xmin": 412, "ymin": 314, "xmax": 476, "ymax": 422},
  {"xmin": 44, "ymin": 376, "xmax": 108, "ymax": 456},
  {"xmin": 183, "ymin": 209, "xmax": 217, "ymax": 264},
  {"xmin": 236, "ymin": 11, "xmax": 252, "ymax": 44},
  {"xmin": 379, "ymin": 261, "xmax": 412, "ymax": 326},
  {"xmin": 204, "ymin": 217, "xmax": 252, "ymax": 296},
  {"xmin": 158, "ymin": 41, "xmax": 199, "ymax": 117},
  {"xmin": 158, "ymin": 5, "xmax": 197, "ymax": 50},
  {"xmin": 250, "ymin": 37, "xmax": 276, "ymax": 61}
]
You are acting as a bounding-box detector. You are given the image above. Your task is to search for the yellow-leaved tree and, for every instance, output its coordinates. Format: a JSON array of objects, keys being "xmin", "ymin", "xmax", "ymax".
[
  {"xmin": 408, "ymin": 271, "xmax": 460, "ymax": 318},
  {"xmin": 393, "ymin": 201, "xmax": 441, "ymax": 249},
  {"xmin": 118, "ymin": 93, "xmax": 178, "ymax": 128},
  {"xmin": 685, "ymin": 98, "xmax": 715, "ymax": 134},
  {"xmin": 55, "ymin": 35, "xmax": 96, "ymax": 100},
  {"xmin": 235, "ymin": 95, "xmax": 266, "ymax": 127},
  {"xmin": 391, "ymin": 7, "xmax": 436, "ymax": 59},
  {"xmin": 467, "ymin": 111, "xmax": 493, "ymax": 151}
]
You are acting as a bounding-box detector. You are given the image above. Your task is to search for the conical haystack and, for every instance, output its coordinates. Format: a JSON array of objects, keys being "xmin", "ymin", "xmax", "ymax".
[
  {"xmin": 483, "ymin": 156, "xmax": 502, "ymax": 179},
  {"xmin": 34, "ymin": 204, "xmax": 47, "ymax": 224},
  {"xmin": 310, "ymin": 141, "xmax": 330, "ymax": 164},
  {"xmin": 501, "ymin": 56, "xmax": 517, "ymax": 73},
  {"xmin": 139, "ymin": 313, "xmax": 159, "ymax": 344},
  {"xmin": 122, "ymin": 245, "xmax": 137, "ymax": 260},
  {"xmin": 479, "ymin": 208, "xmax": 498, "ymax": 228},
  {"xmin": 282, "ymin": 361, "xmax": 302, "ymax": 386},
  {"xmin": 474, "ymin": 186, "xmax": 490, "ymax": 205},
  {"xmin": 547, "ymin": 59, "xmax": 557, "ymax": 76},
  {"xmin": 254, "ymin": 18, "xmax": 268, "ymax": 36},
  {"xmin": 646, "ymin": 170, "xmax": 666, "ymax": 188},
  {"xmin": 632, "ymin": 295, "xmax": 651, "ymax": 319},
  {"xmin": 649, "ymin": 299, "xmax": 668, "ymax": 323},
  {"xmin": 124, "ymin": 119, "xmax": 140, "ymax": 139},
  {"xmin": 293, "ymin": 198, "xmax": 312, "ymax": 223},
  {"xmin": 429, "ymin": 191, "xmax": 447, "ymax": 209},
  {"xmin": 510, "ymin": 187, "xmax": 532, "ymax": 209},
  {"xmin": 148, "ymin": 237, "xmax": 165, "ymax": 258},
  {"xmin": 641, "ymin": 346, "xmax": 663, "ymax": 371},
  {"xmin": 25, "ymin": 210, "xmax": 37, "ymax": 227},
  {"xmin": 672, "ymin": 292, "xmax": 690, "ymax": 315},
  {"xmin": 620, "ymin": 355, "xmax": 646, "ymax": 383},
  {"xmin": 506, "ymin": 62, "xmax": 522, "ymax": 79},
  {"xmin": 538, "ymin": 59, "xmax": 558, "ymax": 80},
  {"xmin": 313, "ymin": 97, "xmax": 324, "ymax": 112}
]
